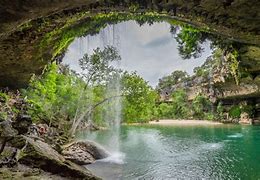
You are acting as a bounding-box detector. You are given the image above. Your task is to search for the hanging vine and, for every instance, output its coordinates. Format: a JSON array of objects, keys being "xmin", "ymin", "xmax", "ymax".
[{"xmin": 226, "ymin": 48, "xmax": 240, "ymax": 85}]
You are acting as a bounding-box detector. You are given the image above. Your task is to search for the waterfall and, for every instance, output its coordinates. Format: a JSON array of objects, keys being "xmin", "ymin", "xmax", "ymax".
[
  {"xmin": 101, "ymin": 65, "xmax": 125, "ymax": 164},
  {"xmin": 96, "ymin": 23, "xmax": 124, "ymax": 163},
  {"xmin": 68, "ymin": 22, "xmax": 126, "ymax": 162}
]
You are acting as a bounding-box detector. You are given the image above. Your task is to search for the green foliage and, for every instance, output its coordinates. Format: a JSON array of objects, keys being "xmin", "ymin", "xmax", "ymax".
[
  {"xmin": 174, "ymin": 26, "xmax": 205, "ymax": 59},
  {"xmin": 157, "ymin": 90, "xmax": 190, "ymax": 119},
  {"xmin": 226, "ymin": 49, "xmax": 240, "ymax": 85},
  {"xmin": 121, "ymin": 72, "xmax": 157, "ymax": 123},
  {"xmin": 193, "ymin": 48, "xmax": 223, "ymax": 78},
  {"xmin": 129, "ymin": 3, "xmax": 140, "ymax": 12},
  {"xmin": 157, "ymin": 70, "xmax": 189, "ymax": 90},
  {"xmin": 24, "ymin": 46, "xmax": 122, "ymax": 128},
  {"xmin": 0, "ymin": 92, "xmax": 9, "ymax": 103},
  {"xmin": 204, "ymin": 113, "xmax": 215, "ymax": 121},
  {"xmin": 23, "ymin": 63, "xmax": 85, "ymax": 124},
  {"xmin": 157, "ymin": 103, "xmax": 173, "ymax": 119},
  {"xmin": 192, "ymin": 95, "xmax": 212, "ymax": 119},
  {"xmin": 0, "ymin": 91, "xmax": 27, "ymax": 122},
  {"xmin": 241, "ymin": 105, "xmax": 254, "ymax": 117},
  {"xmin": 216, "ymin": 102, "xmax": 224, "ymax": 119},
  {"xmin": 229, "ymin": 105, "xmax": 241, "ymax": 119},
  {"xmin": 0, "ymin": 112, "xmax": 8, "ymax": 122},
  {"xmin": 171, "ymin": 90, "xmax": 190, "ymax": 119},
  {"xmin": 79, "ymin": 46, "xmax": 121, "ymax": 85}
]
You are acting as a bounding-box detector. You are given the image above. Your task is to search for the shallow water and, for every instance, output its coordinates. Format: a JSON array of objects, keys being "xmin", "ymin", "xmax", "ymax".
[{"xmin": 77, "ymin": 124, "xmax": 260, "ymax": 180}]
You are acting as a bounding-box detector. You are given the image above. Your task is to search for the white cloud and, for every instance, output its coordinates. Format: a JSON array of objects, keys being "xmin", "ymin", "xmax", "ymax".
[{"xmin": 63, "ymin": 21, "xmax": 212, "ymax": 87}]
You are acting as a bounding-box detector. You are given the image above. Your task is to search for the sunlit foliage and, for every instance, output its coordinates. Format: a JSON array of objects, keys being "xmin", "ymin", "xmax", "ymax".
[
  {"xmin": 174, "ymin": 26, "xmax": 206, "ymax": 59},
  {"xmin": 121, "ymin": 72, "xmax": 158, "ymax": 123},
  {"xmin": 157, "ymin": 70, "xmax": 190, "ymax": 90}
]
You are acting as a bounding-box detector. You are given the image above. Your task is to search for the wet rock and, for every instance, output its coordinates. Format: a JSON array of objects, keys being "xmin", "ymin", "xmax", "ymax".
[
  {"xmin": 62, "ymin": 140, "xmax": 110, "ymax": 165},
  {"xmin": 255, "ymin": 75, "xmax": 260, "ymax": 83},
  {"xmin": 17, "ymin": 136, "xmax": 99, "ymax": 179},
  {"xmin": 62, "ymin": 147, "xmax": 95, "ymax": 165},
  {"xmin": 0, "ymin": 148, "xmax": 17, "ymax": 168},
  {"xmin": 12, "ymin": 115, "xmax": 32, "ymax": 134},
  {"xmin": 0, "ymin": 120, "xmax": 18, "ymax": 137},
  {"xmin": 0, "ymin": 163, "xmax": 74, "ymax": 180},
  {"xmin": 239, "ymin": 112, "xmax": 253, "ymax": 125}
]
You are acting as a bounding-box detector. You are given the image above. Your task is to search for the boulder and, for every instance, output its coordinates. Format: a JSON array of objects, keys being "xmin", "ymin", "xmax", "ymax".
[
  {"xmin": 62, "ymin": 140, "xmax": 110, "ymax": 165},
  {"xmin": 0, "ymin": 120, "xmax": 18, "ymax": 138},
  {"xmin": 12, "ymin": 115, "xmax": 32, "ymax": 134},
  {"xmin": 17, "ymin": 136, "xmax": 100, "ymax": 179},
  {"xmin": 239, "ymin": 112, "xmax": 253, "ymax": 125}
]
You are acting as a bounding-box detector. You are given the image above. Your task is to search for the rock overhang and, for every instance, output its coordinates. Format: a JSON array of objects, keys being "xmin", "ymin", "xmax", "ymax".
[{"xmin": 0, "ymin": 0, "xmax": 259, "ymax": 88}]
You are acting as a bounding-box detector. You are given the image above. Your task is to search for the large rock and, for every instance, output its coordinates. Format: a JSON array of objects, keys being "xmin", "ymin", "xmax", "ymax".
[
  {"xmin": 17, "ymin": 136, "xmax": 100, "ymax": 179},
  {"xmin": 239, "ymin": 112, "xmax": 253, "ymax": 125},
  {"xmin": 0, "ymin": 0, "xmax": 259, "ymax": 88},
  {"xmin": 0, "ymin": 120, "xmax": 18, "ymax": 138},
  {"xmin": 62, "ymin": 140, "xmax": 110, "ymax": 165},
  {"xmin": 12, "ymin": 115, "xmax": 32, "ymax": 134}
]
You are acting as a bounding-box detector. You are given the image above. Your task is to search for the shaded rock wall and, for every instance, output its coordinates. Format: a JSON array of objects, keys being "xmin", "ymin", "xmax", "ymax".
[{"xmin": 0, "ymin": 0, "xmax": 259, "ymax": 88}]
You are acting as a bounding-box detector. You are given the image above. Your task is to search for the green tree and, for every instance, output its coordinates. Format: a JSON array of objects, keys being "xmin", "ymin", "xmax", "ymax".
[
  {"xmin": 157, "ymin": 70, "xmax": 189, "ymax": 90},
  {"xmin": 23, "ymin": 63, "xmax": 85, "ymax": 128},
  {"xmin": 71, "ymin": 46, "xmax": 122, "ymax": 134},
  {"xmin": 121, "ymin": 72, "xmax": 157, "ymax": 123},
  {"xmin": 174, "ymin": 26, "xmax": 206, "ymax": 59},
  {"xmin": 171, "ymin": 89, "xmax": 190, "ymax": 119},
  {"xmin": 157, "ymin": 103, "xmax": 173, "ymax": 119},
  {"xmin": 79, "ymin": 46, "xmax": 121, "ymax": 85},
  {"xmin": 23, "ymin": 46, "xmax": 122, "ymax": 135},
  {"xmin": 192, "ymin": 95, "xmax": 213, "ymax": 119}
]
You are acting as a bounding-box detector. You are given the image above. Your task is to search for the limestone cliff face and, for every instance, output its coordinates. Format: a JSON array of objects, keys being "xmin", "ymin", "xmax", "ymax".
[
  {"xmin": 0, "ymin": 0, "xmax": 259, "ymax": 88},
  {"xmin": 218, "ymin": 82, "xmax": 259, "ymax": 99},
  {"xmin": 185, "ymin": 79, "xmax": 259, "ymax": 101}
]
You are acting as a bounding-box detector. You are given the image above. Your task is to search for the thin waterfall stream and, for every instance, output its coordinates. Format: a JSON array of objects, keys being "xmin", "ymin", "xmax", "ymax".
[{"xmin": 102, "ymin": 70, "xmax": 125, "ymax": 164}]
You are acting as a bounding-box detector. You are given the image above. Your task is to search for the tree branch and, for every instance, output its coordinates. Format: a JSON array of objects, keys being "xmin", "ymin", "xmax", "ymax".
[{"xmin": 70, "ymin": 95, "xmax": 123, "ymax": 135}]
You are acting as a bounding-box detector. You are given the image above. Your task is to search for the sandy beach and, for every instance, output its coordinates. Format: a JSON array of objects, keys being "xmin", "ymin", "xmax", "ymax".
[{"xmin": 149, "ymin": 119, "xmax": 223, "ymax": 126}]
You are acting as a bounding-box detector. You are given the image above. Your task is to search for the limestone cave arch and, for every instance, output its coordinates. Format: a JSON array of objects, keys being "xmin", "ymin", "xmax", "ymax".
[{"xmin": 0, "ymin": 0, "xmax": 259, "ymax": 88}]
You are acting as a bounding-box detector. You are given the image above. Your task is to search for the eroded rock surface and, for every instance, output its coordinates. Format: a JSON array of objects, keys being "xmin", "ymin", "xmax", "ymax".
[
  {"xmin": 62, "ymin": 140, "xmax": 110, "ymax": 165},
  {"xmin": 0, "ymin": 0, "xmax": 259, "ymax": 88},
  {"xmin": 239, "ymin": 112, "xmax": 253, "ymax": 125},
  {"xmin": 17, "ymin": 136, "xmax": 100, "ymax": 179}
]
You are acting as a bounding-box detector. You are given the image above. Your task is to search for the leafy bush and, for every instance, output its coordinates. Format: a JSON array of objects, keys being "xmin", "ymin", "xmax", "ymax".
[
  {"xmin": 171, "ymin": 89, "xmax": 190, "ymax": 119},
  {"xmin": 216, "ymin": 102, "xmax": 224, "ymax": 119},
  {"xmin": 229, "ymin": 105, "xmax": 241, "ymax": 118},
  {"xmin": 204, "ymin": 113, "xmax": 215, "ymax": 121},
  {"xmin": 158, "ymin": 103, "xmax": 173, "ymax": 119},
  {"xmin": 241, "ymin": 105, "xmax": 254, "ymax": 117},
  {"xmin": 192, "ymin": 95, "xmax": 212, "ymax": 119},
  {"xmin": 0, "ymin": 92, "xmax": 9, "ymax": 103},
  {"xmin": 122, "ymin": 72, "xmax": 157, "ymax": 123}
]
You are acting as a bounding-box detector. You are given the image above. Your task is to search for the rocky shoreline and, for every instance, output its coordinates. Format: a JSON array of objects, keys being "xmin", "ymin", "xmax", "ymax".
[{"xmin": 0, "ymin": 114, "xmax": 109, "ymax": 179}]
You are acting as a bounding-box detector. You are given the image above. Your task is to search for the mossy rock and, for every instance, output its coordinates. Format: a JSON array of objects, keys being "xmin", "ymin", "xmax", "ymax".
[
  {"xmin": 18, "ymin": 136, "xmax": 100, "ymax": 179},
  {"xmin": 62, "ymin": 140, "xmax": 110, "ymax": 165},
  {"xmin": 255, "ymin": 75, "xmax": 260, "ymax": 84}
]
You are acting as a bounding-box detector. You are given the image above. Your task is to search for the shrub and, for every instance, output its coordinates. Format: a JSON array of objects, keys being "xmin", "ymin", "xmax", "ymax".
[
  {"xmin": 192, "ymin": 95, "xmax": 212, "ymax": 119},
  {"xmin": 229, "ymin": 105, "xmax": 241, "ymax": 118},
  {"xmin": 241, "ymin": 105, "xmax": 254, "ymax": 117}
]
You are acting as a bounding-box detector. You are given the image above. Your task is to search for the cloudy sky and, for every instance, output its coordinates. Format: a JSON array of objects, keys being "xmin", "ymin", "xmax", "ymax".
[{"xmin": 63, "ymin": 21, "xmax": 212, "ymax": 87}]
